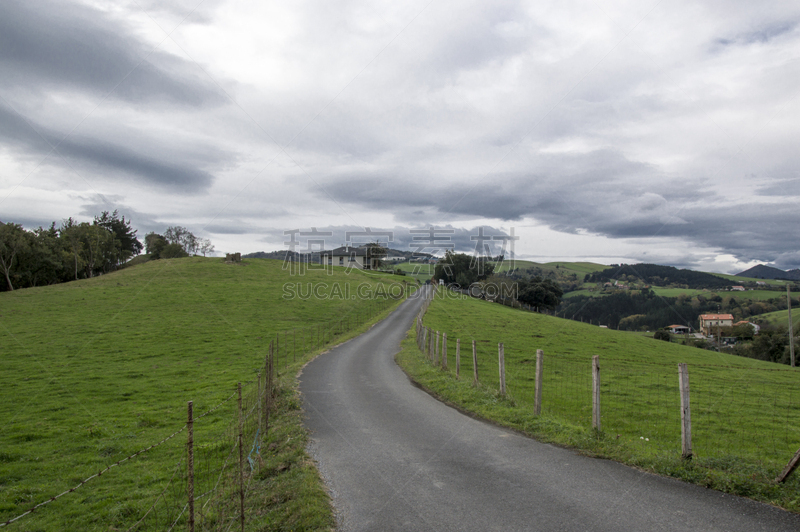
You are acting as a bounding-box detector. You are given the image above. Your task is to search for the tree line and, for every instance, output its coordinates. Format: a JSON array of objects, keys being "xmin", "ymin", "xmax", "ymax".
[{"xmin": 0, "ymin": 214, "xmax": 213, "ymax": 291}]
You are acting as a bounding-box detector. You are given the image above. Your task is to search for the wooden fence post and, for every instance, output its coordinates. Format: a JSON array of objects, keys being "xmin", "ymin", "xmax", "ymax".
[
  {"xmin": 776, "ymin": 447, "xmax": 800, "ymax": 483},
  {"xmin": 534, "ymin": 349, "xmax": 543, "ymax": 415},
  {"xmin": 237, "ymin": 383, "xmax": 245, "ymax": 531},
  {"xmin": 498, "ymin": 343, "xmax": 506, "ymax": 396},
  {"xmin": 442, "ymin": 333, "xmax": 448, "ymax": 370},
  {"xmin": 426, "ymin": 329, "xmax": 431, "ymax": 361},
  {"xmin": 268, "ymin": 350, "xmax": 272, "ymax": 442},
  {"xmin": 456, "ymin": 339, "xmax": 461, "ymax": 378},
  {"xmin": 187, "ymin": 401, "xmax": 194, "ymax": 532},
  {"xmin": 435, "ymin": 331, "xmax": 440, "ymax": 366},
  {"xmin": 592, "ymin": 355, "xmax": 600, "ymax": 431},
  {"xmin": 788, "ymin": 285, "xmax": 795, "ymax": 368},
  {"xmin": 679, "ymin": 363, "xmax": 692, "ymax": 459},
  {"xmin": 472, "ymin": 340, "xmax": 478, "ymax": 386}
]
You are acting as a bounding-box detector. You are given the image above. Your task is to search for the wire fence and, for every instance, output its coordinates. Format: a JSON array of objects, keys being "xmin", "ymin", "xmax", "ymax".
[
  {"xmin": 2, "ymin": 288, "xmax": 409, "ymax": 531},
  {"xmin": 415, "ymin": 287, "xmax": 800, "ymax": 477}
]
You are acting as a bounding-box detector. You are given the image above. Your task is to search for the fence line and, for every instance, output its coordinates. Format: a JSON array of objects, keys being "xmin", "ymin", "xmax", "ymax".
[{"xmin": 414, "ymin": 287, "xmax": 800, "ymax": 478}]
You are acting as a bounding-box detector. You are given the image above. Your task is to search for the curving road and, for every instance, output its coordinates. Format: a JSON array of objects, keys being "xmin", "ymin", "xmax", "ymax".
[{"xmin": 300, "ymin": 288, "xmax": 800, "ymax": 531}]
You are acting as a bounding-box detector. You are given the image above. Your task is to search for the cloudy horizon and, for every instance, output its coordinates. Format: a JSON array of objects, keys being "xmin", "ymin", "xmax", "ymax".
[{"xmin": 2, "ymin": 0, "xmax": 799, "ymax": 274}]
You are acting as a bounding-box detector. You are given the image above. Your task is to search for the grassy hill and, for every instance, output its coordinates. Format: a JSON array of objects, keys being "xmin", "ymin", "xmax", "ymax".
[
  {"xmin": 397, "ymin": 290, "xmax": 800, "ymax": 511},
  {"xmin": 0, "ymin": 257, "xmax": 410, "ymax": 530},
  {"xmin": 493, "ymin": 260, "xmax": 606, "ymax": 277},
  {"xmin": 391, "ymin": 261, "xmax": 436, "ymax": 281},
  {"xmin": 756, "ymin": 308, "xmax": 800, "ymax": 328}
]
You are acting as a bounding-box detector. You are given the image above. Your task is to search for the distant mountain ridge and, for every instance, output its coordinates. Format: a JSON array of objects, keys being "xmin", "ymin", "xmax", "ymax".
[
  {"xmin": 736, "ymin": 264, "xmax": 800, "ymax": 281},
  {"xmin": 243, "ymin": 247, "xmax": 433, "ymax": 262}
]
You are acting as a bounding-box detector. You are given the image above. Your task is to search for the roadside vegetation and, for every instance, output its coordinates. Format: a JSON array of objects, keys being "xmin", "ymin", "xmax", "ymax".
[
  {"xmin": 0, "ymin": 257, "xmax": 410, "ymax": 530},
  {"xmin": 396, "ymin": 291, "xmax": 800, "ymax": 512}
]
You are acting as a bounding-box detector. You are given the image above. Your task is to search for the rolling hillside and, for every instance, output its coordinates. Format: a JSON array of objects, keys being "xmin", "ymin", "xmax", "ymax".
[{"xmin": 0, "ymin": 257, "xmax": 409, "ymax": 530}]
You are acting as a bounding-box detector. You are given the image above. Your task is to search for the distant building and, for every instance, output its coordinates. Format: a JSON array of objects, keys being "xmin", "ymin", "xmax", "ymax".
[
  {"xmin": 320, "ymin": 245, "xmax": 383, "ymax": 270},
  {"xmin": 667, "ymin": 325, "xmax": 690, "ymax": 334},
  {"xmin": 698, "ymin": 314, "xmax": 734, "ymax": 336},
  {"xmin": 731, "ymin": 286, "xmax": 745, "ymax": 291},
  {"xmin": 734, "ymin": 320, "xmax": 760, "ymax": 335}
]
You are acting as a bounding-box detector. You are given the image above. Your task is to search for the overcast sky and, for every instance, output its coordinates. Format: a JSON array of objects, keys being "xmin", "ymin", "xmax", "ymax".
[{"xmin": 1, "ymin": 0, "xmax": 799, "ymax": 273}]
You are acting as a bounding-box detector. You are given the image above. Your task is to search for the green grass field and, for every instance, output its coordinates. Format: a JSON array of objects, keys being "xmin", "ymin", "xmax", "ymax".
[
  {"xmin": 0, "ymin": 257, "xmax": 410, "ymax": 530},
  {"xmin": 756, "ymin": 308, "xmax": 800, "ymax": 328},
  {"xmin": 390, "ymin": 261, "xmax": 435, "ymax": 281},
  {"xmin": 492, "ymin": 260, "xmax": 606, "ymax": 277},
  {"xmin": 397, "ymin": 290, "xmax": 800, "ymax": 511},
  {"xmin": 712, "ymin": 273, "xmax": 790, "ymax": 286}
]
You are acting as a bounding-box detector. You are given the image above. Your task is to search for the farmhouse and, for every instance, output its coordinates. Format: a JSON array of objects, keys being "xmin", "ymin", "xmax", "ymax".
[
  {"xmin": 734, "ymin": 320, "xmax": 760, "ymax": 335},
  {"xmin": 698, "ymin": 313, "xmax": 734, "ymax": 336},
  {"xmin": 320, "ymin": 245, "xmax": 383, "ymax": 270},
  {"xmin": 731, "ymin": 285, "xmax": 746, "ymax": 291},
  {"xmin": 667, "ymin": 324, "xmax": 690, "ymax": 334}
]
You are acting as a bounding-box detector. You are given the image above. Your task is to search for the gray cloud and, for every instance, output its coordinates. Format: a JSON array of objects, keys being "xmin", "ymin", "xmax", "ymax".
[
  {"xmin": 317, "ymin": 148, "xmax": 800, "ymax": 268},
  {"xmin": 0, "ymin": 0, "xmax": 225, "ymax": 106},
  {"xmin": 0, "ymin": 103, "xmax": 219, "ymax": 190},
  {"xmin": 715, "ymin": 21, "xmax": 797, "ymax": 48}
]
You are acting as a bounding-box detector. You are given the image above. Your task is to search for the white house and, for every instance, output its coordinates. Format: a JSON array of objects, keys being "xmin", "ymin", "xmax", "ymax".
[
  {"xmin": 698, "ymin": 314, "xmax": 734, "ymax": 336},
  {"xmin": 320, "ymin": 245, "xmax": 383, "ymax": 270}
]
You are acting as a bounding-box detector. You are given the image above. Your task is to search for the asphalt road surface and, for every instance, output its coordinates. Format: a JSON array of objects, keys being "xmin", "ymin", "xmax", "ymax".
[{"xmin": 300, "ymin": 288, "xmax": 800, "ymax": 531}]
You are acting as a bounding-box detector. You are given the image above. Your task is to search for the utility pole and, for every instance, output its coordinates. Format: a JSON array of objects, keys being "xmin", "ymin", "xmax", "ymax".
[{"xmin": 788, "ymin": 285, "xmax": 795, "ymax": 368}]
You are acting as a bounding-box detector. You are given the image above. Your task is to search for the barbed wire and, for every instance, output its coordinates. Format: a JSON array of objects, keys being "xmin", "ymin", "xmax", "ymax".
[
  {"xmin": 195, "ymin": 390, "xmax": 237, "ymax": 423},
  {"xmin": 0, "ymin": 423, "xmax": 187, "ymax": 528},
  {"xmin": 3, "ymin": 292, "xmax": 401, "ymax": 530},
  {"xmin": 125, "ymin": 458, "xmax": 184, "ymax": 532}
]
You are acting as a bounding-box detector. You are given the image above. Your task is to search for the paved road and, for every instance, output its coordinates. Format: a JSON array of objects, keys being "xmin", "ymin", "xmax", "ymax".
[{"xmin": 300, "ymin": 288, "xmax": 800, "ymax": 531}]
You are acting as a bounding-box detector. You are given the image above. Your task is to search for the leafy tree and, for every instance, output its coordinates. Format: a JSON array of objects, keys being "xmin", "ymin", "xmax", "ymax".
[
  {"xmin": 59, "ymin": 218, "xmax": 85, "ymax": 281},
  {"xmin": 59, "ymin": 219, "xmax": 116, "ymax": 278},
  {"xmin": 653, "ymin": 330, "xmax": 671, "ymax": 342},
  {"xmin": 434, "ymin": 251, "xmax": 494, "ymax": 287},
  {"xmin": 199, "ymin": 238, "xmax": 215, "ymax": 257},
  {"xmin": 0, "ymin": 222, "xmax": 31, "ymax": 290},
  {"xmin": 164, "ymin": 226, "xmax": 196, "ymax": 255},
  {"xmin": 161, "ymin": 243, "xmax": 189, "ymax": 259},
  {"xmin": 25, "ymin": 224, "xmax": 67, "ymax": 286},
  {"xmin": 145, "ymin": 233, "xmax": 168, "ymax": 258},
  {"xmin": 517, "ymin": 277, "xmax": 563, "ymax": 311},
  {"xmin": 94, "ymin": 210, "xmax": 142, "ymax": 268}
]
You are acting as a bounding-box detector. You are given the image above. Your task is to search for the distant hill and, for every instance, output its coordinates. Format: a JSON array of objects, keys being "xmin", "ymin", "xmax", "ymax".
[
  {"xmin": 243, "ymin": 247, "xmax": 433, "ymax": 262},
  {"xmin": 736, "ymin": 264, "xmax": 800, "ymax": 281},
  {"xmin": 587, "ymin": 263, "xmax": 732, "ymax": 289}
]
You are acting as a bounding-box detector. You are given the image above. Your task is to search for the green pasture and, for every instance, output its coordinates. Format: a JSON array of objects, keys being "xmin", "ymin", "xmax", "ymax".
[
  {"xmin": 713, "ymin": 273, "xmax": 789, "ymax": 286},
  {"xmin": 756, "ymin": 308, "xmax": 800, "ymax": 328},
  {"xmin": 492, "ymin": 260, "xmax": 606, "ymax": 277},
  {"xmin": 545, "ymin": 261, "xmax": 607, "ymax": 275},
  {"xmin": 390, "ymin": 261, "xmax": 435, "ymax": 281},
  {"xmin": 397, "ymin": 290, "xmax": 800, "ymax": 511},
  {"xmin": 0, "ymin": 257, "xmax": 409, "ymax": 530}
]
